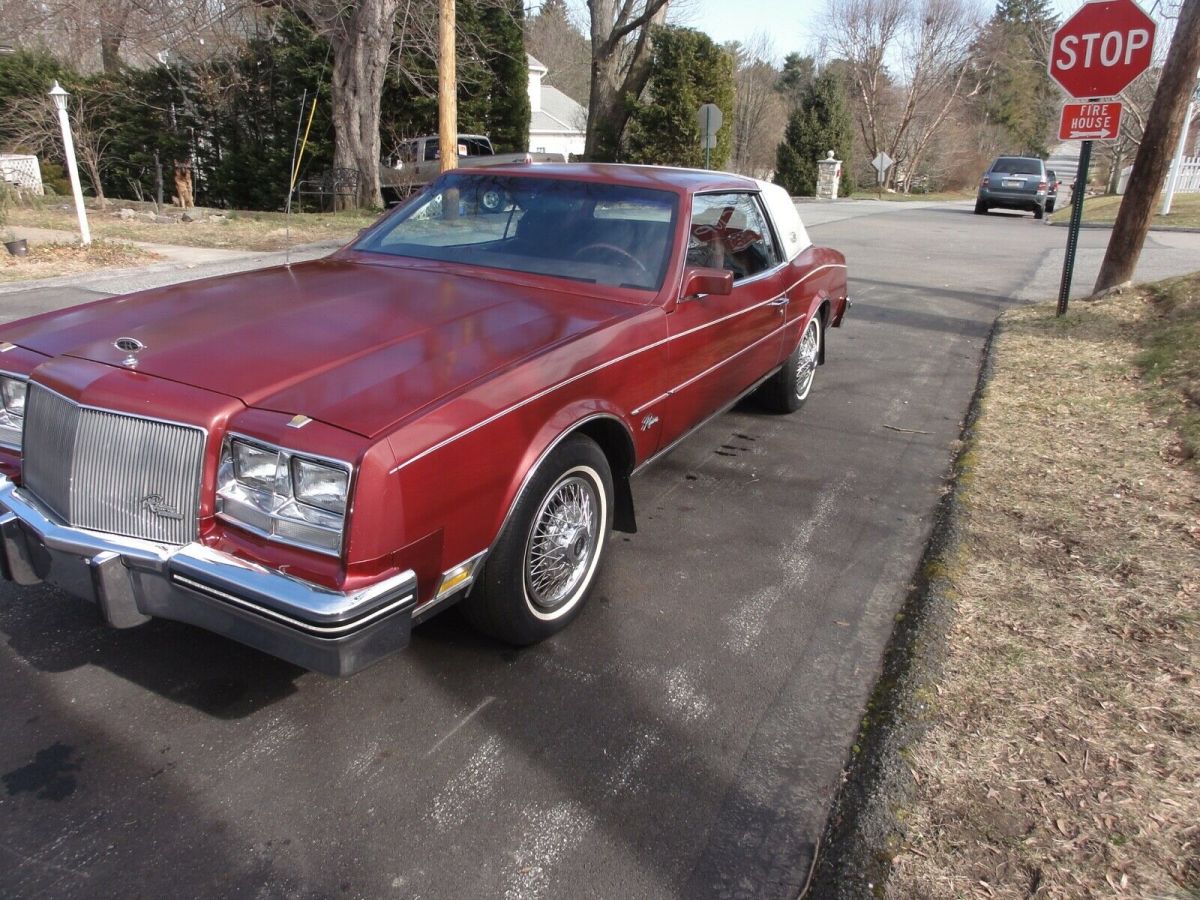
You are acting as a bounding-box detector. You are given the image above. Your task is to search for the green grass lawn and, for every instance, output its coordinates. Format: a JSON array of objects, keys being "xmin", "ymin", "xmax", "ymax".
[{"xmin": 1048, "ymin": 193, "xmax": 1200, "ymax": 229}]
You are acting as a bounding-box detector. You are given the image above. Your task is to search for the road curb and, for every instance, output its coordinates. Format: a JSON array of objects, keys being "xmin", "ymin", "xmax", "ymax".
[
  {"xmin": 0, "ymin": 240, "xmax": 341, "ymax": 296},
  {"xmin": 1046, "ymin": 220, "xmax": 1200, "ymax": 233},
  {"xmin": 806, "ymin": 315, "xmax": 1002, "ymax": 897}
]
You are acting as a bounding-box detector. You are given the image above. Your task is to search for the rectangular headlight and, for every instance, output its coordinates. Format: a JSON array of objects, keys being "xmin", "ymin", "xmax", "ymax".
[
  {"xmin": 217, "ymin": 434, "xmax": 354, "ymax": 557},
  {"xmin": 0, "ymin": 375, "xmax": 27, "ymax": 450},
  {"xmin": 2, "ymin": 377, "xmax": 27, "ymax": 416},
  {"xmin": 291, "ymin": 457, "xmax": 349, "ymax": 514},
  {"xmin": 231, "ymin": 439, "xmax": 281, "ymax": 493}
]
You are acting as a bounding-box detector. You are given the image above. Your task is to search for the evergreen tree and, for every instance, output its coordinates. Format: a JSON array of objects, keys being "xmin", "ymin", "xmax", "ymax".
[
  {"xmin": 774, "ymin": 71, "xmax": 853, "ymax": 197},
  {"xmin": 973, "ymin": 0, "xmax": 1059, "ymax": 156},
  {"xmin": 0, "ymin": 50, "xmax": 71, "ymax": 151},
  {"xmin": 478, "ymin": 0, "xmax": 530, "ymax": 153},
  {"xmin": 382, "ymin": 0, "xmax": 529, "ymax": 153},
  {"xmin": 624, "ymin": 27, "xmax": 735, "ymax": 168},
  {"xmin": 776, "ymin": 53, "xmax": 816, "ymax": 113}
]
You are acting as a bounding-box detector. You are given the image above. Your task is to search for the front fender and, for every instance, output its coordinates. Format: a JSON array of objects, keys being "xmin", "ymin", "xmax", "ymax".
[{"xmin": 490, "ymin": 402, "xmax": 639, "ymax": 545}]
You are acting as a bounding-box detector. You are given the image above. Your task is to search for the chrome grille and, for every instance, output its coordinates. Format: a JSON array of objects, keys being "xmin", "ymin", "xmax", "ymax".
[{"xmin": 22, "ymin": 383, "xmax": 205, "ymax": 544}]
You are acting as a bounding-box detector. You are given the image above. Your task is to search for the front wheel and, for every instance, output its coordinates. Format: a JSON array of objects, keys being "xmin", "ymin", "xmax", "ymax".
[
  {"xmin": 462, "ymin": 435, "xmax": 612, "ymax": 645},
  {"xmin": 757, "ymin": 315, "xmax": 822, "ymax": 414}
]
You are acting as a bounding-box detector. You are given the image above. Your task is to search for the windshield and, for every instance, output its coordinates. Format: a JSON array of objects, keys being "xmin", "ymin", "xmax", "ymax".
[
  {"xmin": 354, "ymin": 174, "xmax": 679, "ymax": 291},
  {"xmin": 991, "ymin": 157, "xmax": 1043, "ymax": 175}
]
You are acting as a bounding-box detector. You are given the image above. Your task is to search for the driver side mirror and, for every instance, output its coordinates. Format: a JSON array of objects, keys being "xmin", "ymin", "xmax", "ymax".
[{"xmin": 681, "ymin": 267, "xmax": 733, "ymax": 300}]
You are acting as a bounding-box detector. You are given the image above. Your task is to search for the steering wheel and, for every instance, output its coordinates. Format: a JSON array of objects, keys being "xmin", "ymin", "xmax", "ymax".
[{"xmin": 572, "ymin": 243, "xmax": 647, "ymax": 273}]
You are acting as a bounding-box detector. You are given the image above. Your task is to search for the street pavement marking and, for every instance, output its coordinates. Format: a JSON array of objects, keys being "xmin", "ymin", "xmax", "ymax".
[{"xmin": 426, "ymin": 695, "xmax": 495, "ymax": 756}]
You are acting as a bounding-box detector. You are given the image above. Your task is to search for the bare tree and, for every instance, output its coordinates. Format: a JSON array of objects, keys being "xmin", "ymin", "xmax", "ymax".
[
  {"xmin": 526, "ymin": 0, "xmax": 591, "ymax": 104},
  {"xmin": 822, "ymin": 0, "xmax": 983, "ymax": 189},
  {"xmin": 585, "ymin": 0, "xmax": 670, "ymax": 160},
  {"xmin": 10, "ymin": 92, "xmax": 113, "ymax": 208},
  {"xmin": 728, "ymin": 34, "xmax": 787, "ymax": 178},
  {"xmin": 5, "ymin": 0, "xmax": 244, "ymax": 73}
]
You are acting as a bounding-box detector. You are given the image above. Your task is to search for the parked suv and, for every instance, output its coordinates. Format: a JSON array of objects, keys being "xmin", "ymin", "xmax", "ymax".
[{"xmin": 975, "ymin": 156, "xmax": 1049, "ymax": 219}]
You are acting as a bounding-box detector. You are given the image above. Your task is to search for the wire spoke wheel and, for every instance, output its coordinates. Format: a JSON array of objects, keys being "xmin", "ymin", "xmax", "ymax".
[
  {"xmin": 795, "ymin": 318, "xmax": 821, "ymax": 401},
  {"xmin": 524, "ymin": 474, "xmax": 599, "ymax": 611},
  {"xmin": 462, "ymin": 436, "xmax": 612, "ymax": 646}
]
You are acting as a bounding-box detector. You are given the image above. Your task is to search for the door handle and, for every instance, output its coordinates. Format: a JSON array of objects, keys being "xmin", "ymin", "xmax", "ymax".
[{"xmin": 768, "ymin": 296, "xmax": 789, "ymax": 307}]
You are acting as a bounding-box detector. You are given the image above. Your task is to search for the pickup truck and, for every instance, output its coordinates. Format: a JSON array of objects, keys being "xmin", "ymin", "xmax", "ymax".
[{"xmin": 380, "ymin": 134, "xmax": 567, "ymax": 202}]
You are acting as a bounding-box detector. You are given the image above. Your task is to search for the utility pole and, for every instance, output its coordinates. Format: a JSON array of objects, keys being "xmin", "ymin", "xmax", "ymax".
[
  {"xmin": 1093, "ymin": 0, "xmax": 1200, "ymax": 293},
  {"xmin": 438, "ymin": 0, "xmax": 458, "ymax": 173}
]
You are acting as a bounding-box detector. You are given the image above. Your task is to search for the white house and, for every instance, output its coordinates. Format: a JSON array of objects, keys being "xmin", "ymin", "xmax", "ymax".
[{"xmin": 527, "ymin": 55, "xmax": 587, "ymax": 159}]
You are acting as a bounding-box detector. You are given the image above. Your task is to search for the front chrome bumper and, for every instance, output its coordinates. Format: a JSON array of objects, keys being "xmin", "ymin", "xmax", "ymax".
[{"xmin": 0, "ymin": 478, "xmax": 417, "ymax": 676}]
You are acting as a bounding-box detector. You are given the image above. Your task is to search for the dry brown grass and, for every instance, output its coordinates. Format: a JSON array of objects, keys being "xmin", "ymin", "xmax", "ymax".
[
  {"xmin": 7, "ymin": 203, "xmax": 379, "ymax": 252},
  {"xmin": 0, "ymin": 240, "xmax": 158, "ymax": 283},
  {"xmin": 1048, "ymin": 193, "xmax": 1200, "ymax": 229},
  {"xmin": 888, "ymin": 288, "xmax": 1200, "ymax": 898}
]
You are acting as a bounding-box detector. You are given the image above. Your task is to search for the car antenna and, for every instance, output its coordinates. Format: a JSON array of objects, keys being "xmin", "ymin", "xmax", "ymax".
[{"xmin": 284, "ymin": 88, "xmax": 309, "ymax": 268}]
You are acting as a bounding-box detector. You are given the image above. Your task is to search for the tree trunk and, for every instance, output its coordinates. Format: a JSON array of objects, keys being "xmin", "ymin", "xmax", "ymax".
[
  {"xmin": 1094, "ymin": 0, "xmax": 1200, "ymax": 292},
  {"xmin": 584, "ymin": 0, "xmax": 668, "ymax": 161},
  {"xmin": 82, "ymin": 154, "xmax": 107, "ymax": 209},
  {"xmin": 153, "ymin": 151, "xmax": 163, "ymax": 211},
  {"xmin": 329, "ymin": 0, "xmax": 400, "ymax": 209},
  {"xmin": 1106, "ymin": 145, "xmax": 1125, "ymax": 195},
  {"xmin": 98, "ymin": 2, "xmax": 131, "ymax": 74},
  {"xmin": 584, "ymin": 50, "xmax": 624, "ymax": 161}
]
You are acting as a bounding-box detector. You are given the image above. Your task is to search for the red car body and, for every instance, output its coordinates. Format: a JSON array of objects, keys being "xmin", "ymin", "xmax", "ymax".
[{"xmin": 0, "ymin": 164, "xmax": 847, "ymax": 674}]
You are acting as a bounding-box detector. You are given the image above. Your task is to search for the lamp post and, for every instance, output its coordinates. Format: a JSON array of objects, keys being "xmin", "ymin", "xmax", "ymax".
[{"xmin": 48, "ymin": 81, "xmax": 91, "ymax": 246}]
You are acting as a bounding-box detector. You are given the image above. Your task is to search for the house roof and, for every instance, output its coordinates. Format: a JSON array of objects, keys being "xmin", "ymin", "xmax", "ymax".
[
  {"xmin": 530, "ymin": 84, "xmax": 587, "ymax": 135},
  {"xmin": 527, "ymin": 53, "xmax": 548, "ymax": 74}
]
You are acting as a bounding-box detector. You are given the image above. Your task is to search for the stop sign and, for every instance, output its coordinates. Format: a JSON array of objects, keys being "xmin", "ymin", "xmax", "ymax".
[{"xmin": 1049, "ymin": 0, "xmax": 1156, "ymax": 99}]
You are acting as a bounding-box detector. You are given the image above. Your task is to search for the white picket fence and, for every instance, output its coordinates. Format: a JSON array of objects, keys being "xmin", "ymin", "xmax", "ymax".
[{"xmin": 1118, "ymin": 156, "xmax": 1200, "ymax": 194}]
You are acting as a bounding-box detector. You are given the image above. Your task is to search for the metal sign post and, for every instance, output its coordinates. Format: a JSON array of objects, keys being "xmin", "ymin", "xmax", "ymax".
[
  {"xmin": 705, "ymin": 106, "xmax": 711, "ymax": 169},
  {"xmin": 871, "ymin": 152, "xmax": 894, "ymax": 199},
  {"xmin": 1057, "ymin": 139, "xmax": 1092, "ymax": 316},
  {"xmin": 1048, "ymin": 0, "xmax": 1156, "ymax": 316},
  {"xmin": 696, "ymin": 103, "xmax": 723, "ymax": 169}
]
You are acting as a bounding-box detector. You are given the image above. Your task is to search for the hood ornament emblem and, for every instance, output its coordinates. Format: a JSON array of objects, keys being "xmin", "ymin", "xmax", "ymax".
[{"xmin": 114, "ymin": 337, "xmax": 145, "ymax": 368}]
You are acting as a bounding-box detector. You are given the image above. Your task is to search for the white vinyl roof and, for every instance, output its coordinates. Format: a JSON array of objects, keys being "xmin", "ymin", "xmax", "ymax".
[{"xmin": 756, "ymin": 180, "xmax": 811, "ymax": 261}]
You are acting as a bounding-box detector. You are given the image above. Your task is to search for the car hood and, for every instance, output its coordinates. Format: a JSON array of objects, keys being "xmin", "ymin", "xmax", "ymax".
[{"xmin": 5, "ymin": 258, "xmax": 634, "ymax": 437}]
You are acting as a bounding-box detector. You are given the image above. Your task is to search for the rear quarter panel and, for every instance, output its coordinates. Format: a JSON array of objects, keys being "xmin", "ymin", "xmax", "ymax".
[{"xmin": 784, "ymin": 246, "xmax": 849, "ymax": 345}]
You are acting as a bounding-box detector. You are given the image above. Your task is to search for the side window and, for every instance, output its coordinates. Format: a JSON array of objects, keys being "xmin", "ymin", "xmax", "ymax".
[
  {"xmin": 397, "ymin": 141, "xmax": 418, "ymax": 164},
  {"xmin": 687, "ymin": 193, "xmax": 781, "ymax": 282},
  {"xmin": 424, "ymin": 141, "xmax": 440, "ymax": 162}
]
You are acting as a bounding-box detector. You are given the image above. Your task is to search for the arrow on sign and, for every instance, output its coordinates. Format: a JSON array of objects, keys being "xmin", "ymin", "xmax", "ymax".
[{"xmin": 1067, "ymin": 130, "xmax": 1112, "ymax": 139}]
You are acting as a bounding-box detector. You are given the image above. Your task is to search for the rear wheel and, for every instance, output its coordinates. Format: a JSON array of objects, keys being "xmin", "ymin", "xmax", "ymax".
[
  {"xmin": 1034, "ymin": 205, "xmax": 1045, "ymax": 220},
  {"xmin": 462, "ymin": 435, "xmax": 612, "ymax": 645},
  {"xmin": 974, "ymin": 199, "xmax": 988, "ymax": 215},
  {"xmin": 1045, "ymin": 199, "xmax": 1056, "ymax": 213},
  {"xmin": 480, "ymin": 187, "xmax": 510, "ymax": 213},
  {"xmin": 758, "ymin": 315, "xmax": 821, "ymax": 414}
]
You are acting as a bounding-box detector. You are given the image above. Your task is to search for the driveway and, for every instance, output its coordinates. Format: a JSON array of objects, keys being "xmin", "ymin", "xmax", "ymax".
[{"xmin": 1, "ymin": 205, "xmax": 1197, "ymax": 898}]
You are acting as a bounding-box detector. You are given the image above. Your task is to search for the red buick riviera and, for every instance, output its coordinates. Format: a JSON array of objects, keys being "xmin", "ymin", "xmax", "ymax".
[{"xmin": 0, "ymin": 165, "xmax": 848, "ymax": 675}]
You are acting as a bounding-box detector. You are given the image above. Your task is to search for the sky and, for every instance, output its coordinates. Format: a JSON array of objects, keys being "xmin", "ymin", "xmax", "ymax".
[
  {"xmin": 679, "ymin": 0, "xmax": 1103, "ymax": 62},
  {"xmin": 675, "ymin": 0, "xmax": 822, "ymax": 59},
  {"xmin": 554, "ymin": 0, "xmax": 1172, "ymax": 67}
]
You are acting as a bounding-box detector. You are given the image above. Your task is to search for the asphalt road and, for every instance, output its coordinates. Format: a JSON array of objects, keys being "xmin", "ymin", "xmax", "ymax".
[{"xmin": 2, "ymin": 205, "xmax": 1198, "ymax": 899}]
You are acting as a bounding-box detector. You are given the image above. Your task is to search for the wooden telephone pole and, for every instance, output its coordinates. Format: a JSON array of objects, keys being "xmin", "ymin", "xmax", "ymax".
[
  {"xmin": 438, "ymin": 0, "xmax": 458, "ymax": 173},
  {"xmin": 1094, "ymin": 0, "xmax": 1200, "ymax": 293}
]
